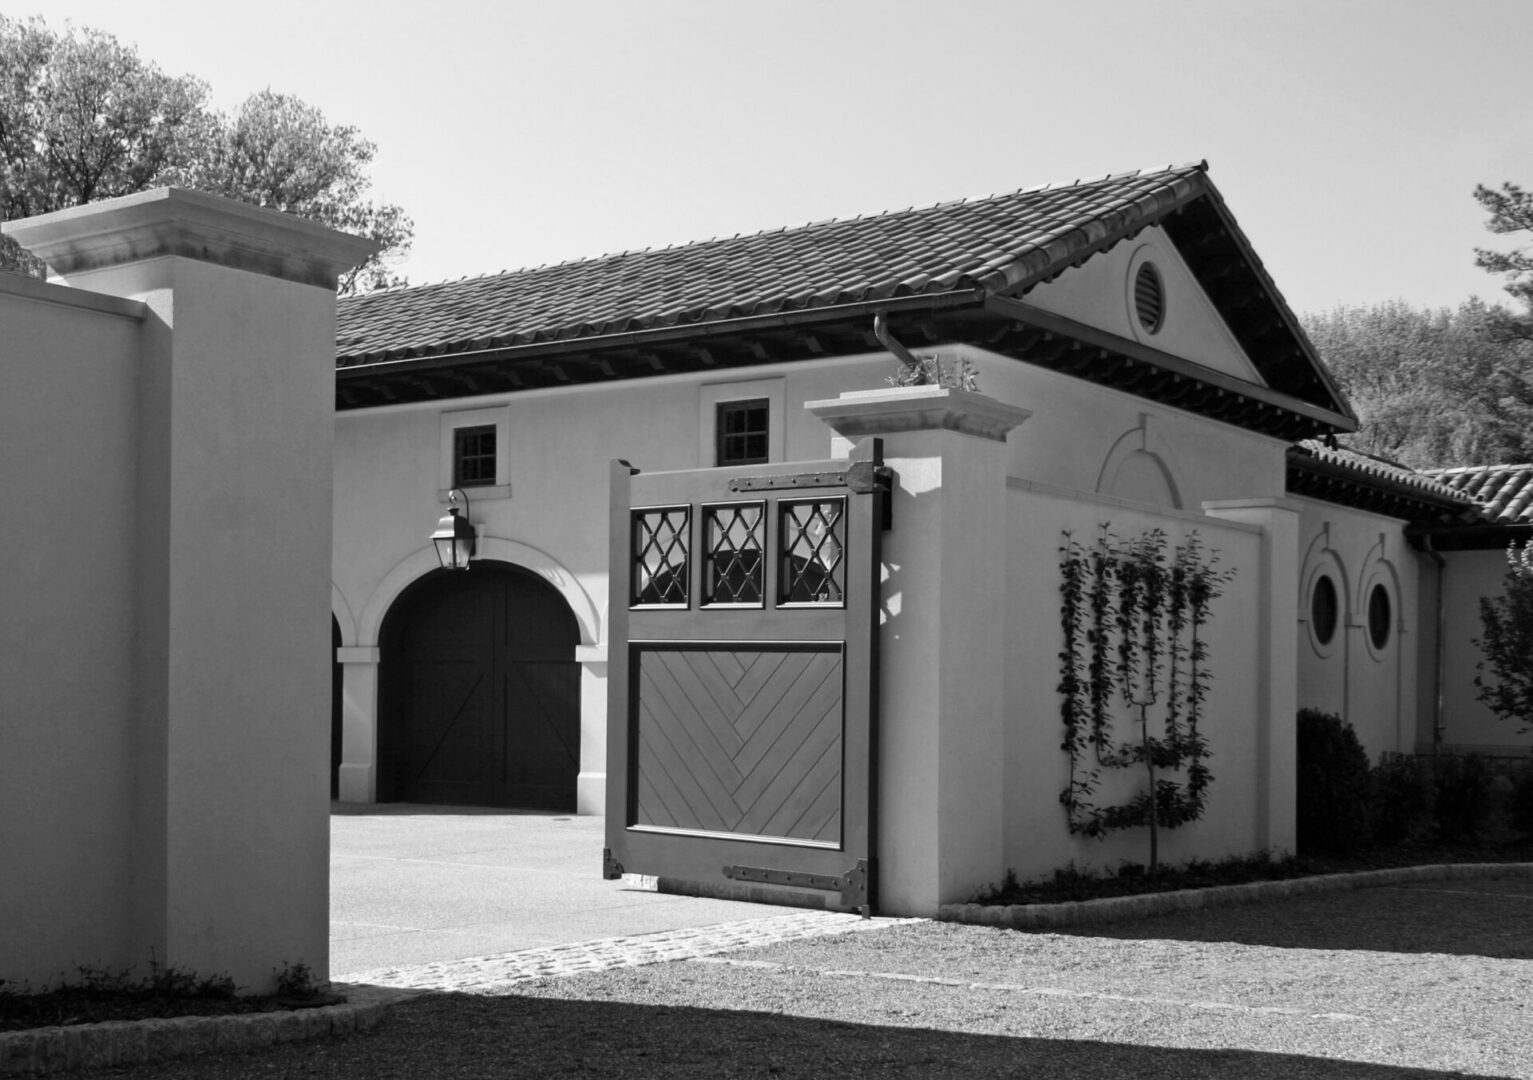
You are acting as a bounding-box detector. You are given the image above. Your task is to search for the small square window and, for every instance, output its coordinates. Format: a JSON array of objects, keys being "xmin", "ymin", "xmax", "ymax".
[
  {"xmin": 453, "ymin": 425, "xmax": 497, "ymax": 487},
  {"xmin": 715, "ymin": 399, "xmax": 769, "ymax": 466}
]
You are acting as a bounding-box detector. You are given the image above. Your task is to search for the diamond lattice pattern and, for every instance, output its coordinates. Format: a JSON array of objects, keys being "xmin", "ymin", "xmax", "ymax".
[
  {"xmin": 704, "ymin": 504, "xmax": 764, "ymax": 605},
  {"xmin": 634, "ymin": 647, "xmax": 843, "ymax": 843},
  {"xmin": 632, "ymin": 507, "xmax": 690, "ymax": 605},
  {"xmin": 780, "ymin": 499, "xmax": 845, "ymax": 604}
]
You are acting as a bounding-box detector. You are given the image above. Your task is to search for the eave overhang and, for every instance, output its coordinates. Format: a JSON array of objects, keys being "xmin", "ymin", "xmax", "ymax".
[
  {"xmin": 1404, "ymin": 521, "xmax": 1533, "ymax": 552},
  {"xmin": 1287, "ymin": 447, "xmax": 1479, "ymax": 526}
]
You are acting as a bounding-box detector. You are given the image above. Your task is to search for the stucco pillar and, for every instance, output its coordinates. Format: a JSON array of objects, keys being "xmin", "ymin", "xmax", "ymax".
[
  {"xmin": 575, "ymin": 644, "xmax": 609, "ymax": 815},
  {"xmin": 1204, "ymin": 497, "xmax": 1302, "ymax": 853},
  {"xmin": 807, "ymin": 387, "xmax": 1031, "ymax": 915},
  {"xmin": 337, "ymin": 648, "xmax": 381, "ymax": 802},
  {"xmin": 7, "ymin": 189, "xmax": 376, "ymax": 992}
]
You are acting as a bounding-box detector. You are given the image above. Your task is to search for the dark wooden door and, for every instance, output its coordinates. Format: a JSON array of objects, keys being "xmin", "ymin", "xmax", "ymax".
[
  {"xmin": 604, "ymin": 443, "xmax": 887, "ymax": 912},
  {"xmin": 382, "ymin": 563, "xmax": 580, "ymax": 809}
]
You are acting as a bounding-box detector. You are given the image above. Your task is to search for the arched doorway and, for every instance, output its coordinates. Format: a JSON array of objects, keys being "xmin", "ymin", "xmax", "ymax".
[{"xmin": 379, "ymin": 561, "xmax": 581, "ymax": 809}]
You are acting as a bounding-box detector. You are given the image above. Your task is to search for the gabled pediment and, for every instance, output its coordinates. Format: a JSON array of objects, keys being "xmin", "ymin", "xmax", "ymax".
[{"xmin": 1021, "ymin": 224, "xmax": 1265, "ymax": 387}]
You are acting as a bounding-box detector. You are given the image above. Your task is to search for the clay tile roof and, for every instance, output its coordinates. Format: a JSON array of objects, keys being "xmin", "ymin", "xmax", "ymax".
[
  {"xmin": 336, "ymin": 162, "xmax": 1211, "ymax": 366},
  {"xmin": 1422, "ymin": 463, "xmax": 1533, "ymax": 524},
  {"xmin": 1297, "ymin": 441, "xmax": 1469, "ymax": 501}
]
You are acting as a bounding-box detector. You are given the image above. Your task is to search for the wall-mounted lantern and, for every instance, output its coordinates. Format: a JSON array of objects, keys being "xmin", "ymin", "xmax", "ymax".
[{"xmin": 431, "ymin": 488, "xmax": 476, "ymax": 570}]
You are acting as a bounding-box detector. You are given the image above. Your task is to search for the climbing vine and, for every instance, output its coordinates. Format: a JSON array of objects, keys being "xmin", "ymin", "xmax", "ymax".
[{"xmin": 1058, "ymin": 527, "xmax": 1235, "ymax": 867}]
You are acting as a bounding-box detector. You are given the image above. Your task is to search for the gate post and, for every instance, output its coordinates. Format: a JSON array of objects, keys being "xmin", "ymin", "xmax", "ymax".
[{"xmin": 808, "ymin": 387, "xmax": 1030, "ymax": 915}]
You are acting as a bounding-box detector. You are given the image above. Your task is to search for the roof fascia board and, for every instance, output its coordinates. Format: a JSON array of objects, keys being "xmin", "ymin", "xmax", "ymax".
[
  {"xmin": 336, "ymin": 288, "xmax": 985, "ymax": 376},
  {"xmin": 985, "ymin": 294, "xmax": 1358, "ymax": 432},
  {"xmin": 1187, "ymin": 188, "xmax": 1356, "ymax": 425}
]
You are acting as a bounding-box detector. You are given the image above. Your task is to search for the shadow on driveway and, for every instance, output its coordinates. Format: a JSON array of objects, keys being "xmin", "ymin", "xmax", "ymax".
[
  {"xmin": 91, "ymin": 992, "xmax": 1510, "ymax": 1079},
  {"xmin": 1055, "ymin": 876, "xmax": 1533, "ymax": 960}
]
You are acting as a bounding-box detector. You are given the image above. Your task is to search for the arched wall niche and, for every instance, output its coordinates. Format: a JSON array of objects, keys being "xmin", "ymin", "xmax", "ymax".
[{"xmin": 1095, "ymin": 414, "xmax": 1184, "ymax": 509}]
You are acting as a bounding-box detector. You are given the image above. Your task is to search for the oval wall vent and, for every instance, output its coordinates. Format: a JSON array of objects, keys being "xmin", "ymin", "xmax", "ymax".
[{"xmin": 1134, "ymin": 262, "xmax": 1165, "ymax": 334}]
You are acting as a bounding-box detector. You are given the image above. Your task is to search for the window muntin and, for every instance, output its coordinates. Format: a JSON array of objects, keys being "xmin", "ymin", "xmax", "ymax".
[
  {"xmin": 715, "ymin": 399, "xmax": 769, "ymax": 466},
  {"xmin": 778, "ymin": 497, "xmax": 846, "ymax": 606},
  {"xmin": 702, "ymin": 502, "xmax": 765, "ymax": 607},
  {"xmin": 631, "ymin": 506, "xmax": 691, "ymax": 607},
  {"xmin": 453, "ymin": 424, "xmax": 497, "ymax": 487},
  {"xmin": 1310, "ymin": 575, "xmax": 1339, "ymax": 646}
]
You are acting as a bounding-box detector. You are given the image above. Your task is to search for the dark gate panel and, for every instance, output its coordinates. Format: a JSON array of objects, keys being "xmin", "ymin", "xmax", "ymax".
[
  {"xmin": 382, "ymin": 562, "xmax": 580, "ymax": 808},
  {"xmin": 605, "ymin": 444, "xmax": 887, "ymax": 912},
  {"xmin": 633, "ymin": 643, "xmax": 843, "ymax": 844}
]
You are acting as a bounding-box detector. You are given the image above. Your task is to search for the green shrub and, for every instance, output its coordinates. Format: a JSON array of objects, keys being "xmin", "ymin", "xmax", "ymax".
[
  {"xmin": 1434, "ymin": 754, "xmax": 1495, "ymax": 842},
  {"xmin": 1370, "ymin": 755, "xmax": 1435, "ymax": 846},
  {"xmin": 1296, "ymin": 708, "xmax": 1372, "ymax": 855}
]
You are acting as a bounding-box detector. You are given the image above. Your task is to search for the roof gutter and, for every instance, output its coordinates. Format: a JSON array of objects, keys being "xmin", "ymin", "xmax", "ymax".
[{"xmin": 337, "ymin": 288, "xmax": 987, "ymax": 376}]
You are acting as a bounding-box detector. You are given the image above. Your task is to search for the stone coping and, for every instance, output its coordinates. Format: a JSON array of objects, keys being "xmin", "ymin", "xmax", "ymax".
[
  {"xmin": 939, "ymin": 862, "xmax": 1533, "ymax": 930},
  {"xmin": 0, "ymin": 984, "xmax": 419, "ymax": 1076}
]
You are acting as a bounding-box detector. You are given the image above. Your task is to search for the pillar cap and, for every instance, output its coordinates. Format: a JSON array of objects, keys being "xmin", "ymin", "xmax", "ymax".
[
  {"xmin": 2, "ymin": 187, "xmax": 380, "ymax": 289},
  {"xmin": 806, "ymin": 386, "xmax": 1031, "ymax": 443}
]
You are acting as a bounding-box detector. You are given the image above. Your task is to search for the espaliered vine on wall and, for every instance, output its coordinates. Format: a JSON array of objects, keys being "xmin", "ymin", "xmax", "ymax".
[{"xmin": 1058, "ymin": 527, "xmax": 1235, "ymax": 866}]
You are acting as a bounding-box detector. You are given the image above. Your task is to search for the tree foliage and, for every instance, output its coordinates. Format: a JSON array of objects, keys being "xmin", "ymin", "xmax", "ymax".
[
  {"xmin": 0, "ymin": 16, "xmax": 410, "ymax": 293},
  {"xmin": 1302, "ymin": 299, "xmax": 1533, "ymax": 468},
  {"xmin": 1474, "ymin": 182, "xmax": 1533, "ymax": 331},
  {"xmin": 1475, "ymin": 540, "xmax": 1533, "ymax": 736}
]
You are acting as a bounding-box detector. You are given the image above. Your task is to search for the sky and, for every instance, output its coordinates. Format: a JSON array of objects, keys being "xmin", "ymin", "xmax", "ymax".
[{"xmin": 14, "ymin": 0, "xmax": 1533, "ymax": 315}]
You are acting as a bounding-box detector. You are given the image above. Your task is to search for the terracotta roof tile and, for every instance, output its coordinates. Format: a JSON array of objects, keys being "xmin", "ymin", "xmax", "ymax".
[
  {"xmin": 1423, "ymin": 464, "xmax": 1533, "ymax": 524},
  {"xmin": 1294, "ymin": 441, "xmax": 1476, "ymax": 506},
  {"xmin": 336, "ymin": 162, "xmax": 1210, "ymax": 366}
]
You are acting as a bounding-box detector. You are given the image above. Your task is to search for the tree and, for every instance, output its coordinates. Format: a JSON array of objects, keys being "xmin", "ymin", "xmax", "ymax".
[
  {"xmin": 1475, "ymin": 182, "xmax": 1533, "ymax": 331},
  {"xmin": 1302, "ymin": 300, "xmax": 1533, "ymax": 468},
  {"xmin": 1475, "ymin": 540, "xmax": 1533, "ymax": 737},
  {"xmin": 0, "ymin": 16, "xmax": 410, "ymax": 293}
]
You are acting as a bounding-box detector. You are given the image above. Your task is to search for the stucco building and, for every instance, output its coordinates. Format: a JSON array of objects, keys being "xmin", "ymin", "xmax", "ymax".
[{"xmin": 324, "ymin": 161, "xmax": 1532, "ymax": 911}]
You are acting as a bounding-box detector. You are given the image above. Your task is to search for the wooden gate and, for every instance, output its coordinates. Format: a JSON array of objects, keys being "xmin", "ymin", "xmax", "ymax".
[{"xmin": 603, "ymin": 443, "xmax": 888, "ymax": 913}]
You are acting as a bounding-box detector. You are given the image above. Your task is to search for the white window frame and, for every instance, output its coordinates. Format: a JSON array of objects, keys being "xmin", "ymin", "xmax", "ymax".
[
  {"xmin": 699, "ymin": 377, "xmax": 785, "ymax": 468},
  {"xmin": 439, "ymin": 405, "xmax": 511, "ymax": 501}
]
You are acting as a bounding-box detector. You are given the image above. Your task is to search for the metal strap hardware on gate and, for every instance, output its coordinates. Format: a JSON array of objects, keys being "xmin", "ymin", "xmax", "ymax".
[
  {"xmin": 728, "ymin": 460, "xmax": 893, "ymax": 498},
  {"xmin": 724, "ymin": 859, "xmax": 872, "ymax": 912}
]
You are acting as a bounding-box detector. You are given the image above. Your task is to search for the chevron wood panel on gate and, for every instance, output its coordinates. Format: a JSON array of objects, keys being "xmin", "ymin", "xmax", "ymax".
[{"xmin": 633, "ymin": 644, "xmax": 843, "ymax": 845}]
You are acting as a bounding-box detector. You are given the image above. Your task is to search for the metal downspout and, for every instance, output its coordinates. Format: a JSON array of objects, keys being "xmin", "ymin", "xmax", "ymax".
[
  {"xmin": 1423, "ymin": 536, "xmax": 1448, "ymax": 756},
  {"xmin": 872, "ymin": 312, "xmax": 923, "ymax": 375}
]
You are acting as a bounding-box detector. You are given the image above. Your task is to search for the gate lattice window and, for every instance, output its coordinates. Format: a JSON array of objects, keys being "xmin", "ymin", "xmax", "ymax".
[
  {"xmin": 632, "ymin": 506, "xmax": 691, "ymax": 607},
  {"xmin": 703, "ymin": 502, "xmax": 765, "ymax": 606},
  {"xmin": 779, "ymin": 498, "xmax": 846, "ymax": 605}
]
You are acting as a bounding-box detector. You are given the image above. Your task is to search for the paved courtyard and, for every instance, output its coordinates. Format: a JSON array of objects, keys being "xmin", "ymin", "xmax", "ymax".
[{"xmin": 329, "ymin": 803, "xmax": 868, "ymax": 977}]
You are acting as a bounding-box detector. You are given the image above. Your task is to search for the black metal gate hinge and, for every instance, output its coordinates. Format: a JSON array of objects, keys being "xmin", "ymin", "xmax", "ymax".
[
  {"xmin": 722, "ymin": 858, "xmax": 873, "ymax": 912},
  {"xmin": 727, "ymin": 462, "xmax": 892, "ymax": 496}
]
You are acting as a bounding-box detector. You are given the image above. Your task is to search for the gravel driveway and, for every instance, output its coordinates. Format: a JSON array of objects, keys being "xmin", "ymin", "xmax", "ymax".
[{"xmin": 81, "ymin": 876, "xmax": 1533, "ymax": 1078}]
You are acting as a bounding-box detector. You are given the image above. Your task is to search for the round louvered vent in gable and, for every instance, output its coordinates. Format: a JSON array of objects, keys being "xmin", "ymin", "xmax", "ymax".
[{"xmin": 1133, "ymin": 262, "xmax": 1165, "ymax": 333}]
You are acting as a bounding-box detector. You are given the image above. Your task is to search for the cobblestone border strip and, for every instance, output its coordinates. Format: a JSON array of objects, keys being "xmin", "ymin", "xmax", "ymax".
[
  {"xmin": 939, "ymin": 862, "xmax": 1533, "ymax": 930},
  {"xmin": 0, "ymin": 984, "xmax": 417, "ymax": 1077},
  {"xmin": 340, "ymin": 911, "xmax": 919, "ymax": 994}
]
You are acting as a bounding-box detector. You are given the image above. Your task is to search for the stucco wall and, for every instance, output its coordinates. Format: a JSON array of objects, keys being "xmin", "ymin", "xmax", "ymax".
[
  {"xmin": 3, "ymin": 189, "xmax": 367, "ymax": 992},
  {"xmin": 1434, "ymin": 547, "xmax": 1532, "ymax": 753},
  {"xmin": 1002, "ymin": 481, "xmax": 1271, "ymax": 881},
  {"xmin": 332, "ymin": 331, "xmax": 1300, "ymax": 828},
  {"xmin": 0, "ymin": 275, "xmax": 144, "ymax": 980},
  {"xmin": 1293, "ymin": 497, "xmax": 1419, "ymax": 759}
]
